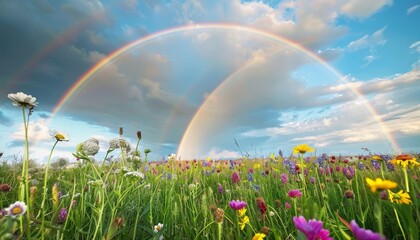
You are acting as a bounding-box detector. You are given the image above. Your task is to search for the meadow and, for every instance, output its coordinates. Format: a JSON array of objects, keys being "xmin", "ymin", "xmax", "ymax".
[{"xmin": 1, "ymin": 92, "xmax": 419, "ymax": 240}]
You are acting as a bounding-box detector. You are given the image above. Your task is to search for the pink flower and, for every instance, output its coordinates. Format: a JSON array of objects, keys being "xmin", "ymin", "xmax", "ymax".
[
  {"xmin": 288, "ymin": 189, "xmax": 302, "ymax": 198},
  {"xmin": 232, "ymin": 171, "xmax": 240, "ymax": 184},
  {"xmin": 229, "ymin": 200, "xmax": 247, "ymax": 210},
  {"xmin": 293, "ymin": 216, "xmax": 333, "ymax": 240},
  {"xmin": 285, "ymin": 202, "xmax": 291, "ymax": 209},
  {"xmin": 350, "ymin": 220, "xmax": 386, "ymax": 240}
]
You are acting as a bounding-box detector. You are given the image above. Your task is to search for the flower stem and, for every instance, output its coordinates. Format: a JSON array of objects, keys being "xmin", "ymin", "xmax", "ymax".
[
  {"xmin": 40, "ymin": 140, "xmax": 58, "ymax": 239},
  {"xmin": 402, "ymin": 167, "xmax": 409, "ymax": 192},
  {"xmin": 217, "ymin": 222, "xmax": 222, "ymax": 240},
  {"xmin": 21, "ymin": 106, "xmax": 31, "ymax": 239},
  {"xmin": 393, "ymin": 208, "xmax": 407, "ymax": 240}
]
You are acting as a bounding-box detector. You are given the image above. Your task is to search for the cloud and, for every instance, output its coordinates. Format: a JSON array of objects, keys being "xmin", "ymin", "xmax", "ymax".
[
  {"xmin": 0, "ymin": 110, "xmax": 12, "ymax": 126},
  {"xmin": 347, "ymin": 27, "xmax": 387, "ymax": 51},
  {"xmin": 341, "ymin": 0, "xmax": 392, "ymax": 19},
  {"xmin": 407, "ymin": 5, "xmax": 420, "ymax": 15},
  {"xmin": 410, "ymin": 41, "xmax": 420, "ymax": 54},
  {"xmin": 205, "ymin": 148, "xmax": 241, "ymax": 159}
]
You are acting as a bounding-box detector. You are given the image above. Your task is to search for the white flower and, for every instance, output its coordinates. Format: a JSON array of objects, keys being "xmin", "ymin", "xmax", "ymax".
[
  {"xmin": 269, "ymin": 211, "xmax": 275, "ymax": 217},
  {"xmin": 109, "ymin": 138, "xmax": 120, "ymax": 150},
  {"xmin": 168, "ymin": 153, "xmax": 176, "ymax": 161},
  {"xmin": 6, "ymin": 201, "xmax": 27, "ymax": 218},
  {"xmin": 49, "ymin": 130, "xmax": 70, "ymax": 142},
  {"xmin": 159, "ymin": 236, "xmax": 164, "ymax": 240},
  {"xmin": 82, "ymin": 138, "xmax": 100, "ymax": 156},
  {"xmin": 124, "ymin": 171, "xmax": 145, "ymax": 179},
  {"xmin": 154, "ymin": 223, "xmax": 164, "ymax": 233},
  {"xmin": 8, "ymin": 92, "xmax": 38, "ymax": 108}
]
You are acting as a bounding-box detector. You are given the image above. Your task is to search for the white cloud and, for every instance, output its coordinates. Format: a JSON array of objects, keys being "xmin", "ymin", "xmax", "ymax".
[
  {"xmin": 407, "ymin": 5, "xmax": 420, "ymax": 15},
  {"xmin": 12, "ymin": 120, "xmax": 52, "ymax": 143},
  {"xmin": 341, "ymin": 0, "xmax": 393, "ymax": 18},
  {"xmin": 409, "ymin": 41, "xmax": 420, "ymax": 54},
  {"xmin": 206, "ymin": 148, "xmax": 241, "ymax": 159},
  {"xmin": 347, "ymin": 27, "xmax": 387, "ymax": 51}
]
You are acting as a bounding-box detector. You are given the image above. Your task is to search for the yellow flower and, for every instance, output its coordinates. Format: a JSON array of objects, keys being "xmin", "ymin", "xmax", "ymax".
[
  {"xmin": 238, "ymin": 216, "xmax": 249, "ymax": 230},
  {"xmin": 372, "ymin": 155, "xmax": 382, "ymax": 161},
  {"xmin": 388, "ymin": 190, "xmax": 412, "ymax": 205},
  {"xmin": 254, "ymin": 164, "xmax": 261, "ymax": 169},
  {"xmin": 52, "ymin": 183, "xmax": 59, "ymax": 208},
  {"xmin": 389, "ymin": 155, "xmax": 419, "ymax": 168},
  {"xmin": 365, "ymin": 178, "xmax": 398, "ymax": 192},
  {"xmin": 292, "ymin": 144, "xmax": 314, "ymax": 154},
  {"xmin": 238, "ymin": 208, "xmax": 247, "ymax": 217},
  {"xmin": 253, "ymin": 233, "xmax": 266, "ymax": 240}
]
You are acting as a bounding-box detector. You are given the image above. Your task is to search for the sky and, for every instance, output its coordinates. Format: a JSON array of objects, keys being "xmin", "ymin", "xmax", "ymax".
[{"xmin": 0, "ymin": 0, "xmax": 419, "ymax": 163}]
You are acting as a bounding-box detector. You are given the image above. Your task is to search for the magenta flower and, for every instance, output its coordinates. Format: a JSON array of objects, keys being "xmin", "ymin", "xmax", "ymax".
[
  {"xmin": 293, "ymin": 216, "xmax": 333, "ymax": 240},
  {"xmin": 280, "ymin": 173, "xmax": 288, "ymax": 184},
  {"xmin": 288, "ymin": 189, "xmax": 302, "ymax": 198},
  {"xmin": 229, "ymin": 200, "xmax": 247, "ymax": 210},
  {"xmin": 285, "ymin": 202, "xmax": 291, "ymax": 209},
  {"xmin": 350, "ymin": 220, "xmax": 386, "ymax": 240},
  {"xmin": 232, "ymin": 171, "xmax": 240, "ymax": 184}
]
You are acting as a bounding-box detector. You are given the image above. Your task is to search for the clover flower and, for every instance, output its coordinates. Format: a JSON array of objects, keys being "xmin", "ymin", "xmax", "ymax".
[
  {"xmin": 124, "ymin": 171, "xmax": 145, "ymax": 180},
  {"xmin": 5, "ymin": 201, "xmax": 27, "ymax": 218},
  {"xmin": 350, "ymin": 220, "xmax": 386, "ymax": 240},
  {"xmin": 231, "ymin": 171, "xmax": 240, "ymax": 184},
  {"xmin": 8, "ymin": 92, "xmax": 38, "ymax": 108},
  {"xmin": 280, "ymin": 173, "xmax": 289, "ymax": 184},
  {"xmin": 256, "ymin": 197, "xmax": 267, "ymax": 215},
  {"xmin": 81, "ymin": 138, "xmax": 100, "ymax": 156},
  {"xmin": 56, "ymin": 208, "xmax": 68, "ymax": 224},
  {"xmin": 0, "ymin": 183, "xmax": 12, "ymax": 192},
  {"xmin": 293, "ymin": 216, "xmax": 333, "ymax": 240}
]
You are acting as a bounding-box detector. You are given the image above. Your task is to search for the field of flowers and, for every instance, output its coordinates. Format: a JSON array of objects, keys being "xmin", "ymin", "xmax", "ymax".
[{"xmin": 0, "ymin": 92, "xmax": 419, "ymax": 240}]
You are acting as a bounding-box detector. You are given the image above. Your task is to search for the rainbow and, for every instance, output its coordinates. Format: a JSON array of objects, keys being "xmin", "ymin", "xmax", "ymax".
[{"xmin": 50, "ymin": 23, "xmax": 400, "ymax": 157}]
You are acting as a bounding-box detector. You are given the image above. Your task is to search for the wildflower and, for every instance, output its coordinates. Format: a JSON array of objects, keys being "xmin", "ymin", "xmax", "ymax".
[
  {"xmin": 124, "ymin": 171, "xmax": 145, "ymax": 180},
  {"xmin": 310, "ymin": 177, "xmax": 316, "ymax": 184},
  {"xmin": 217, "ymin": 184, "xmax": 223, "ymax": 194},
  {"xmin": 256, "ymin": 197, "xmax": 267, "ymax": 215},
  {"xmin": 168, "ymin": 153, "xmax": 176, "ymax": 161},
  {"xmin": 365, "ymin": 178, "xmax": 397, "ymax": 192},
  {"xmin": 0, "ymin": 183, "xmax": 11, "ymax": 192},
  {"xmin": 109, "ymin": 138, "xmax": 120, "ymax": 150},
  {"xmin": 154, "ymin": 223, "xmax": 164, "ymax": 233},
  {"xmin": 56, "ymin": 208, "xmax": 68, "ymax": 224},
  {"xmin": 8, "ymin": 92, "xmax": 38, "ymax": 108},
  {"xmin": 252, "ymin": 233, "xmax": 266, "ymax": 240},
  {"xmin": 344, "ymin": 190, "xmax": 355, "ymax": 199},
  {"xmin": 389, "ymin": 154, "xmax": 419, "ymax": 168},
  {"xmin": 231, "ymin": 171, "xmax": 240, "ymax": 184},
  {"xmin": 80, "ymin": 138, "xmax": 100, "ymax": 156},
  {"xmin": 248, "ymin": 172, "xmax": 254, "ymax": 182},
  {"xmin": 52, "ymin": 183, "xmax": 59, "ymax": 208},
  {"xmin": 292, "ymin": 144, "xmax": 314, "ymax": 154},
  {"xmin": 5, "ymin": 201, "xmax": 27, "ymax": 218},
  {"xmin": 293, "ymin": 216, "xmax": 333, "ymax": 240},
  {"xmin": 212, "ymin": 207, "xmax": 224, "ymax": 223},
  {"xmin": 280, "ymin": 173, "xmax": 288, "ymax": 184},
  {"xmin": 285, "ymin": 202, "xmax": 291, "ymax": 209},
  {"xmin": 388, "ymin": 190, "xmax": 411, "ymax": 205},
  {"xmin": 269, "ymin": 211, "xmax": 275, "ymax": 217},
  {"xmin": 342, "ymin": 166, "xmax": 355, "ymax": 180},
  {"xmin": 350, "ymin": 220, "xmax": 386, "ymax": 240},
  {"xmin": 379, "ymin": 190, "xmax": 388, "ymax": 200},
  {"xmin": 49, "ymin": 130, "xmax": 70, "ymax": 142},
  {"xmin": 137, "ymin": 131, "xmax": 142, "ymax": 140},
  {"xmin": 288, "ymin": 189, "xmax": 303, "ymax": 198},
  {"xmin": 238, "ymin": 215, "xmax": 249, "ymax": 230},
  {"xmin": 229, "ymin": 200, "xmax": 247, "ymax": 210},
  {"xmin": 254, "ymin": 163, "xmax": 261, "ymax": 169}
]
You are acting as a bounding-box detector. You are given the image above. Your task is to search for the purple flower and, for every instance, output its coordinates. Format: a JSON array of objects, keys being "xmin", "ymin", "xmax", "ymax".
[
  {"xmin": 309, "ymin": 177, "xmax": 316, "ymax": 184},
  {"xmin": 248, "ymin": 172, "xmax": 254, "ymax": 182},
  {"xmin": 343, "ymin": 166, "xmax": 355, "ymax": 180},
  {"xmin": 57, "ymin": 208, "xmax": 68, "ymax": 224},
  {"xmin": 229, "ymin": 200, "xmax": 247, "ymax": 210},
  {"xmin": 231, "ymin": 171, "xmax": 240, "ymax": 184},
  {"xmin": 217, "ymin": 184, "xmax": 223, "ymax": 194},
  {"xmin": 280, "ymin": 173, "xmax": 288, "ymax": 184},
  {"xmin": 350, "ymin": 220, "xmax": 386, "ymax": 240},
  {"xmin": 293, "ymin": 216, "xmax": 333, "ymax": 240},
  {"xmin": 288, "ymin": 189, "xmax": 302, "ymax": 198}
]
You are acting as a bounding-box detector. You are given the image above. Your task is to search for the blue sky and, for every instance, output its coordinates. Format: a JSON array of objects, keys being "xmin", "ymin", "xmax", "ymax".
[{"xmin": 0, "ymin": 0, "xmax": 419, "ymax": 163}]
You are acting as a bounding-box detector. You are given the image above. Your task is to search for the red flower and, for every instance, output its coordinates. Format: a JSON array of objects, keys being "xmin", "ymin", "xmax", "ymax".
[{"xmin": 256, "ymin": 197, "xmax": 267, "ymax": 214}]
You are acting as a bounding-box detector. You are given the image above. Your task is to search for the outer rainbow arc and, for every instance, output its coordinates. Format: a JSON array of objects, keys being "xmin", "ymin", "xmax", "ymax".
[{"xmin": 49, "ymin": 23, "xmax": 399, "ymax": 158}]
